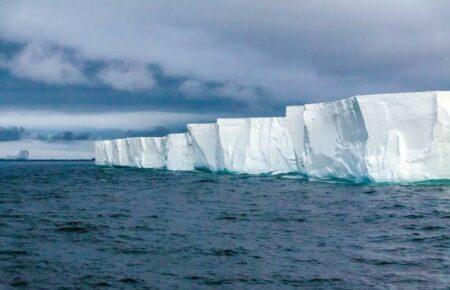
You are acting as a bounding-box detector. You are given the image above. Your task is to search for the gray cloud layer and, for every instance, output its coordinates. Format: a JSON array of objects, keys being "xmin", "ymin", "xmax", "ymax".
[
  {"xmin": 0, "ymin": 43, "xmax": 87, "ymax": 85},
  {"xmin": 0, "ymin": 126, "xmax": 27, "ymax": 141},
  {"xmin": 1, "ymin": 0, "xmax": 449, "ymax": 104}
]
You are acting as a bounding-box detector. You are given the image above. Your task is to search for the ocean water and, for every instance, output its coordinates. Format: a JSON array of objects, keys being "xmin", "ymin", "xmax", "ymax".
[{"xmin": 0, "ymin": 161, "xmax": 449, "ymax": 289}]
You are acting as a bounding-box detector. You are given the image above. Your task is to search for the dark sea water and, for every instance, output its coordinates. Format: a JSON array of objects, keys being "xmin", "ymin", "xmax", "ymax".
[{"xmin": 0, "ymin": 161, "xmax": 449, "ymax": 289}]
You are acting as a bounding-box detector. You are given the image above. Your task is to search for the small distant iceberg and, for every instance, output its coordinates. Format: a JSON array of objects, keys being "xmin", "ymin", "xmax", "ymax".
[
  {"xmin": 95, "ymin": 91, "xmax": 450, "ymax": 183},
  {"xmin": 1, "ymin": 150, "xmax": 29, "ymax": 161},
  {"xmin": 0, "ymin": 150, "xmax": 30, "ymax": 161}
]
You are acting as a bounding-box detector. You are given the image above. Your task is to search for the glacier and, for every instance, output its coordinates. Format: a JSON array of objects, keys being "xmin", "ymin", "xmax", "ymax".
[{"xmin": 95, "ymin": 91, "xmax": 450, "ymax": 183}]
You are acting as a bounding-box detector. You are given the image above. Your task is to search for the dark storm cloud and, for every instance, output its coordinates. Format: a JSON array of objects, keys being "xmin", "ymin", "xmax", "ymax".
[
  {"xmin": 0, "ymin": 126, "xmax": 27, "ymax": 141},
  {"xmin": 0, "ymin": 69, "xmax": 266, "ymax": 114},
  {"xmin": 38, "ymin": 131, "xmax": 91, "ymax": 142},
  {"xmin": 0, "ymin": 0, "xmax": 449, "ymax": 116}
]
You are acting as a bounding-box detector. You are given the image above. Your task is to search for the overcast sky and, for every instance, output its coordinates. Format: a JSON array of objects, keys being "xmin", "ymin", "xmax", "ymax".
[{"xmin": 0, "ymin": 0, "xmax": 449, "ymax": 158}]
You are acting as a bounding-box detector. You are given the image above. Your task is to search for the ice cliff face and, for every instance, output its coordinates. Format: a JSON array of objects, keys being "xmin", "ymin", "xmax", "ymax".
[
  {"xmin": 217, "ymin": 117, "xmax": 296, "ymax": 174},
  {"xmin": 187, "ymin": 123, "xmax": 223, "ymax": 172},
  {"xmin": 141, "ymin": 137, "xmax": 166, "ymax": 169},
  {"xmin": 285, "ymin": 91, "xmax": 450, "ymax": 182},
  {"xmin": 356, "ymin": 91, "xmax": 450, "ymax": 181},
  {"xmin": 287, "ymin": 97, "xmax": 368, "ymax": 181},
  {"xmin": 166, "ymin": 133, "xmax": 195, "ymax": 171},
  {"xmin": 95, "ymin": 137, "xmax": 167, "ymax": 168},
  {"xmin": 95, "ymin": 91, "xmax": 450, "ymax": 182}
]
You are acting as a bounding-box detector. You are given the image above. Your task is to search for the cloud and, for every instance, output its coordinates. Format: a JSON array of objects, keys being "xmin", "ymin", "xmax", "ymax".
[
  {"xmin": 179, "ymin": 80, "xmax": 257, "ymax": 101},
  {"xmin": 0, "ymin": 110, "xmax": 215, "ymax": 131},
  {"xmin": 0, "ymin": 126, "xmax": 28, "ymax": 141},
  {"xmin": 0, "ymin": 0, "xmax": 449, "ymax": 105},
  {"xmin": 120, "ymin": 125, "xmax": 186, "ymax": 138},
  {"xmin": 179, "ymin": 80, "xmax": 207, "ymax": 99},
  {"xmin": 2, "ymin": 43, "xmax": 87, "ymax": 85},
  {"xmin": 0, "ymin": 54, "xmax": 7, "ymax": 68},
  {"xmin": 98, "ymin": 63, "xmax": 156, "ymax": 91},
  {"xmin": 0, "ymin": 125, "xmax": 93, "ymax": 143},
  {"xmin": 214, "ymin": 82, "xmax": 258, "ymax": 101},
  {"xmin": 38, "ymin": 131, "xmax": 91, "ymax": 142}
]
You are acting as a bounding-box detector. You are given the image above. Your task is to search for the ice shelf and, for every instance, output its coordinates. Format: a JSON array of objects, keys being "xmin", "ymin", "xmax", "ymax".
[{"xmin": 95, "ymin": 91, "xmax": 450, "ymax": 182}]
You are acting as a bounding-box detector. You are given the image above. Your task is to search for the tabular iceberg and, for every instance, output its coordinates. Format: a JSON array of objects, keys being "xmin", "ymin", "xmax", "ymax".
[
  {"xmin": 95, "ymin": 137, "xmax": 167, "ymax": 168},
  {"xmin": 187, "ymin": 123, "xmax": 223, "ymax": 172},
  {"xmin": 217, "ymin": 117, "xmax": 296, "ymax": 174},
  {"xmin": 95, "ymin": 140, "xmax": 108, "ymax": 166},
  {"xmin": 126, "ymin": 138, "xmax": 143, "ymax": 167},
  {"xmin": 356, "ymin": 91, "xmax": 450, "ymax": 182},
  {"xmin": 141, "ymin": 137, "xmax": 166, "ymax": 169},
  {"xmin": 95, "ymin": 91, "xmax": 450, "ymax": 183},
  {"xmin": 166, "ymin": 133, "xmax": 195, "ymax": 171},
  {"xmin": 286, "ymin": 91, "xmax": 450, "ymax": 182},
  {"xmin": 287, "ymin": 97, "xmax": 368, "ymax": 181}
]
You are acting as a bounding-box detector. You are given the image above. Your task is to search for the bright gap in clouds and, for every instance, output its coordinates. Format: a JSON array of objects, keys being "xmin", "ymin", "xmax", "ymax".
[{"xmin": 0, "ymin": 110, "xmax": 215, "ymax": 130}]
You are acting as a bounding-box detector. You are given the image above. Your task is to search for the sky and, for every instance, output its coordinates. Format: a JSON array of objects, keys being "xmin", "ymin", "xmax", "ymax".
[{"xmin": 0, "ymin": 0, "xmax": 449, "ymax": 159}]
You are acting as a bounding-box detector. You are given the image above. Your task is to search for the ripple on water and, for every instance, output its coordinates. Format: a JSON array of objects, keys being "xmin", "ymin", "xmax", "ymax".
[{"xmin": 0, "ymin": 161, "xmax": 449, "ymax": 289}]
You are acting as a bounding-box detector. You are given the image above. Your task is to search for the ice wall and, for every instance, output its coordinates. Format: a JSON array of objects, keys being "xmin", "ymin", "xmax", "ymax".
[
  {"xmin": 95, "ymin": 91, "xmax": 450, "ymax": 182},
  {"xmin": 356, "ymin": 91, "xmax": 450, "ymax": 182},
  {"xmin": 286, "ymin": 98, "xmax": 368, "ymax": 181},
  {"xmin": 166, "ymin": 133, "xmax": 195, "ymax": 171},
  {"xmin": 100, "ymin": 140, "xmax": 113, "ymax": 166},
  {"xmin": 95, "ymin": 141, "xmax": 108, "ymax": 165},
  {"xmin": 116, "ymin": 139, "xmax": 131, "ymax": 167},
  {"xmin": 217, "ymin": 117, "xmax": 297, "ymax": 174},
  {"xmin": 286, "ymin": 91, "xmax": 450, "ymax": 182},
  {"xmin": 304, "ymin": 97, "xmax": 368, "ymax": 180},
  {"xmin": 187, "ymin": 123, "xmax": 223, "ymax": 172},
  {"xmin": 95, "ymin": 137, "xmax": 167, "ymax": 168},
  {"xmin": 216, "ymin": 118, "xmax": 249, "ymax": 172},
  {"xmin": 141, "ymin": 137, "xmax": 167, "ymax": 169},
  {"xmin": 286, "ymin": 106, "xmax": 305, "ymax": 172},
  {"xmin": 126, "ymin": 138, "xmax": 143, "ymax": 167}
]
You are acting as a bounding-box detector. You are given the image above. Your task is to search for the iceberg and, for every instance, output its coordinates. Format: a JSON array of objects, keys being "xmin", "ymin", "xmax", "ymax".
[
  {"xmin": 287, "ymin": 97, "xmax": 368, "ymax": 181},
  {"xmin": 141, "ymin": 137, "xmax": 167, "ymax": 169},
  {"xmin": 95, "ymin": 140, "xmax": 108, "ymax": 165},
  {"xmin": 95, "ymin": 91, "xmax": 450, "ymax": 183},
  {"xmin": 95, "ymin": 137, "xmax": 167, "ymax": 168},
  {"xmin": 166, "ymin": 133, "xmax": 195, "ymax": 171},
  {"xmin": 286, "ymin": 91, "xmax": 450, "ymax": 182},
  {"xmin": 116, "ymin": 138, "xmax": 131, "ymax": 167},
  {"xmin": 126, "ymin": 138, "xmax": 143, "ymax": 167},
  {"xmin": 187, "ymin": 123, "xmax": 223, "ymax": 172},
  {"xmin": 286, "ymin": 106, "xmax": 305, "ymax": 172},
  {"xmin": 356, "ymin": 91, "xmax": 450, "ymax": 182},
  {"xmin": 217, "ymin": 117, "xmax": 297, "ymax": 174}
]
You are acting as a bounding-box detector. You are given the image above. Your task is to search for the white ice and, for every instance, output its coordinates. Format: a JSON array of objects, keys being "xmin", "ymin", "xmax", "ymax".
[
  {"xmin": 166, "ymin": 133, "xmax": 195, "ymax": 171},
  {"xmin": 187, "ymin": 123, "xmax": 223, "ymax": 172},
  {"xmin": 217, "ymin": 117, "xmax": 297, "ymax": 174},
  {"xmin": 95, "ymin": 91, "xmax": 450, "ymax": 182}
]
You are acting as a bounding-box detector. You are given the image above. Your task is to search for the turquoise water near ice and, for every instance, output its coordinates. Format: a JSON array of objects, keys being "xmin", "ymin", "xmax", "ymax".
[{"xmin": 0, "ymin": 161, "xmax": 449, "ymax": 289}]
